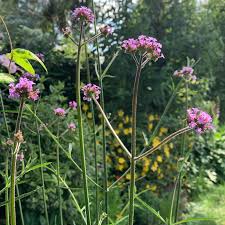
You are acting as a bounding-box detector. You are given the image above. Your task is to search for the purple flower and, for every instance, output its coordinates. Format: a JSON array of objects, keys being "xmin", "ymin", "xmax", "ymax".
[
  {"xmin": 22, "ymin": 72, "xmax": 40, "ymax": 81},
  {"xmin": 0, "ymin": 54, "xmax": 18, "ymax": 74},
  {"xmin": 187, "ymin": 108, "xmax": 213, "ymax": 134},
  {"xmin": 121, "ymin": 35, "xmax": 164, "ymax": 61},
  {"xmin": 68, "ymin": 122, "xmax": 76, "ymax": 131},
  {"xmin": 174, "ymin": 66, "xmax": 196, "ymax": 81},
  {"xmin": 8, "ymin": 77, "xmax": 39, "ymax": 101},
  {"xmin": 81, "ymin": 83, "xmax": 101, "ymax": 101},
  {"xmin": 54, "ymin": 108, "xmax": 66, "ymax": 117},
  {"xmin": 100, "ymin": 25, "xmax": 113, "ymax": 36},
  {"xmin": 17, "ymin": 152, "xmax": 24, "ymax": 161},
  {"xmin": 69, "ymin": 100, "xmax": 77, "ymax": 110},
  {"xmin": 72, "ymin": 6, "xmax": 94, "ymax": 24}
]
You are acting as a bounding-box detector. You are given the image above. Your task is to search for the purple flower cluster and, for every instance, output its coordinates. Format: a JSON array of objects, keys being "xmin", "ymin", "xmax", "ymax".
[
  {"xmin": 68, "ymin": 122, "xmax": 76, "ymax": 131},
  {"xmin": 100, "ymin": 25, "xmax": 113, "ymax": 36},
  {"xmin": 187, "ymin": 108, "xmax": 213, "ymax": 134},
  {"xmin": 174, "ymin": 66, "xmax": 196, "ymax": 81},
  {"xmin": 69, "ymin": 100, "xmax": 77, "ymax": 110},
  {"xmin": 0, "ymin": 54, "xmax": 18, "ymax": 74},
  {"xmin": 9, "ymin": 77, "xmax": 39, "ymax": 101},
  {"xmin": 81, "ymin": 83, "xmax": 101, "ymax": 101},
  {"xmin": 54, "ymin": 108, "xmax": 66, "ymax": 117},
  {"xmin": 22, "ymin": 72, "xmax": 40, "ymax": 81},
  {"xmin": 72, "ymin": 6, "xmax": 94, "ymax": 24},
  {"xmin": 122, "ymin": 35, "xmax": 164, "ymax": 61}
]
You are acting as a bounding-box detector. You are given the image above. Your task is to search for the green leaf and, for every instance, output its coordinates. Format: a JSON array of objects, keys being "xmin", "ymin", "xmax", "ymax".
[
  {"xmin": 8, "ymin": 48, "xmax": 48, "ymax": 73},
  {"xmin": 136, "ymin": 196, "xmax": 166, "ymax": 224},
  {"xmin": 25, "ymin": 162, "xmax": 51, "ymax": 173},
  {"xmin": 174, "ymin": 217, "xmax": 215, "ymax": 225},
  {"xmin": 0, "ymin": 73, "xmax": 16, "ymax": 83},
  {"xmin": 8, "ymin": 55, "xmax": 35, "ymax": 74}
]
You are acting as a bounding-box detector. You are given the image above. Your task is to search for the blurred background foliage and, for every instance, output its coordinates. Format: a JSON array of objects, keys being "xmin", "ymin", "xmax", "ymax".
[{"xmin": 0, "ymin": 0, "xmax": 225, "ymax": 224}]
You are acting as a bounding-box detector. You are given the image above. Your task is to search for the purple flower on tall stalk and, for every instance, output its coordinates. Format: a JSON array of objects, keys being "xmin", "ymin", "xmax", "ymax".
[
  {"xmin": 68, "ymin": 122, "xmax": 76, "ymax": 131},
  {"xmin": 174, "ymin": 66, "xmax": 196, "ymax": 81},
  {"xmin": 187, "ymin": 108, "xmax": 213, "ymax": 134},
  {"xmin": 122, "ymin": 35, "xmax": 164, "ymax": 61},
  {"xmin": 54, "ymin": 108, "xmax": 66, "ymax": 117},
  {"xmin": 81, "ymin": 83, "xmax": 101, "ymax": 101},
  {"xmin": 69, "ymin": 100, "xmax": 77, "ymax": 110},
  {"xmin": 72, "ymin": 6, "xmax": 94, "ymax": 24},
  {"xmin": 9, "ymin": 77, "xmax": 39, "ymax": 101},
  {"xmin": 0, "ymin": 54, "xmax": 18, "ymax": 74},
  {"xmin": 100, "ymin": 25, "xmax": 113, "ymax": 36}
]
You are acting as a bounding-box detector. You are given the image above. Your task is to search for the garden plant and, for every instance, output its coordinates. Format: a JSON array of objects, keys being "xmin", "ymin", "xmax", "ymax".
[{"xmin": 0, "ymin": 2, "xmax": 218, "ymax": 225}]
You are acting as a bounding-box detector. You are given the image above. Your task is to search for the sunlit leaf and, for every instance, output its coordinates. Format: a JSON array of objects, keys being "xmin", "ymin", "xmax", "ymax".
[{"xmin": 0, "ymin": 73, "xmax": 16, "ymax": 83}]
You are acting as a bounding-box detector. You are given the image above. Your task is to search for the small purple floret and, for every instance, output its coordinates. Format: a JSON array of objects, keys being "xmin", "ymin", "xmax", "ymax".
[
  {"xmin": 187, "ymin": 108, "xmax": 213, "ymax": 134},
  {"xmin": 54, "ymin": 108, "xmax": 66, "ymax": 117},
  {"xmin": 69, "ymin": 100, "xmax": 77, "ymax": 110},
  {"xmin": 81, "ymin": 83, "xmax": 101, "ymax": 101},
  {"xmin": 174, "ymin": 66, "xmax": 196, "ymax": 81}
]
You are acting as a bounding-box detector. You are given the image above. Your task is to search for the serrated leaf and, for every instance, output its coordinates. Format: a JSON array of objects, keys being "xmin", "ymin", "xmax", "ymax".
[
  {"xmin": 0, "ymin": 73, "xmax": 16, "ymax": 83},
  {"xmin": 8, "ymin": 48, "xmax": 48, "ymax": 73}
]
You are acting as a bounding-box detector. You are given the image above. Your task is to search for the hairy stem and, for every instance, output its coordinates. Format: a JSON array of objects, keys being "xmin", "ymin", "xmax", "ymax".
[
  {"xmin": 0, "ymin": 91, "xmax": 10, "ymax": 225},
  {"xmin": 174, "ymin": 81, "xmax": 188, "ymax": 222},
  {"xmin": 76, "ymin": 22, "xmax": 91, "ymax": 225},
  {"xmin": 10, "ymin": 98, "xmax": 24, "ymax": 225},
  {"xmin": 84, "ymin": 41, "xmax": 99, "ymax": 221},
  {"xmin": 36, "ymin": 118, "xmax": 50, "ymax": 225},
  {"xmin": 56, "ymin": 123, "xmax": 63, "ymax": 225},
  {"xmin": 128, "ymin": 58, "xmax": 143, "ymax": 225}
]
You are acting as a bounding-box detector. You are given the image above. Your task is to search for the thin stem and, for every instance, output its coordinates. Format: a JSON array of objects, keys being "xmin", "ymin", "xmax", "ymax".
[
  {"xmin": 84, "ymin": 41, "xmax": 99, "ymax": 221},
  {"xmin": 90, "ymin": 1, "xmax": 108, "ymax": 221},
  {"xmin": 81, "ymin": 33, "xmax": 102, "ymax": 47},
  {"xmin": 135, "ymin": 127, "xmax": 192, "ymax": 161},
  {"xmin": 16, "ymin": 185, "xmax": 25, "ymax": 225},
  {"xmin": 93, "ymin": 97, "xmax": 131, "ymax": 158},
  {"xmin": 0, "ymin": 91, "xmax": 10, "ymax": 225},
  {"xmin": 10, "ymin": 98, "xmax": 24, "ymax": 225},
  {"xmin": 76, "ymin": 22, "xmax": 91, "ymax": 225},
  {"xmin": 174, "ymin": 81, "xmax": 188, "ymax": 222},
  {"xmin": 56, "ymin": 123, "xmax": 63, "ymax": 225},
  {"xmin": 36, "ymin": 118, "xmax": 50, "ymax": 225},
  {"xmin": 128, "ymin": 57, "xmax": 143, "ymax": 225}
]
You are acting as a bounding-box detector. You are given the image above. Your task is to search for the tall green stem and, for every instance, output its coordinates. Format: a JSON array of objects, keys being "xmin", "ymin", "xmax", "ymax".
[
  {"xmin": 76, "ymin": 22, "xmax": 91, "ymax": 225},
  {"xmin": 56, "ymin": 123, "xmax": 63, "ymax": 225},
  {"xmin": 0, "ymin": 91, "xmax": 10, "ymax": 225},
  {"xmin": 36, "ymin": 118, "xmax": 50, "ymax": 225},
  {"xmin": 84, "ymin": 42, "xmax": 99, "ymax": 220},
  {"xmin": 10, "ymin": 98, "xmax": 24, "ymax": 225},
  {"xmin": 128, "ymin": 58, "xmax": 143, "ymax": 225},
  {"xmin": 174, "ymin": 81, "xmax": 188, "ymax": 222},
  {"xmin": 91, "ymin": 1, "xmax": 108, "ymax": 222},
  {"xmin": 16, "ymin": 185, "xmax": 25, "ymax": 225}
]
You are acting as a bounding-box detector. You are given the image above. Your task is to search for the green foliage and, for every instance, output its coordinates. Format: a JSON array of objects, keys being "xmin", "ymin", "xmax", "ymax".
[{"xmin": 0, "ymin": 73, "xmax": 15, "ymax": 83}]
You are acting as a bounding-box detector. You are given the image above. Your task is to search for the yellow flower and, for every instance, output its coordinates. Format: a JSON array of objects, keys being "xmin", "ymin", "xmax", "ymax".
[
  {"xmin": 143, "ymin": 157, "xmax": 151, "ymax": 166},
  {"xmin": 128, "ymin": 127, "xmax": 132, "ymax": 134},
  {"xmin": 148, "ymin": 123, "xmax": 153, "ymax": 131},
  {"xmin": 157, "ymin": 168, "xmax": 161, "ymax": 174},
  {"xmin": 82, "ymin": 104, "xmax": 89, "ymax": 112},
  {"xmin": 118, "ymin": 157, "xmax": 126, "ymax": 164},
  {"xmin": 117, "ymin": 148, "xmax": 122, "ymax": 153},
  {"xmin": 87, "ymin": 112, "xmax": 92, "ymax": 119},
  {"xmin": 126, "ymin": 173, "xmax": 131, "ymax": 180},
  {"xmin": 142, "ymin": 165, "xmax": 149, "ymax": 173},
  {"xmin": 118, "ymin": 110, "xmax": 124, "ymax": 117},
  {"xmin": 164, "ymin": 144, "xmax": 170, "ymax": 158},
  {"xmin": 148, "ymin": 114, "xmax": 155, "ymax": 122},
  {"xmin": 151, "ymin": 161, "xmax": 158, "ymax": 172},
  {"xmin": 116, "ymin": 164, "xmax": 125, "ymax": 171},
  {"xmin": 106, "ymin": 155, "xmax": 112, "ymax": 163},
  {"xmin": 157, "ymin": 155, "xmax": 163, "ymax": 163},
  {"xmin": 115, "ymin": 129, "xmax": 120, "ymax": 135},
  {"xmin": 169, "ymin": 143, "xmax": 174, "ymax": 149},
  {"xmin": 123, "ymin": 128, "xmax": 129, "ymax": 135},
  {"xmin": 118, "ymin": 123, "xmax": 123, "ymax": 129},
  {"xmin": 160, "ymin": 127, "xmax": 168, "ymax": 134},
  {"xmin": 124, "ymin": 115, "xmax": 130, "ymax": 124},
  {"xmin": 152, "ymin": 137, "xmax": 160, "ymax": 148},
  {"xmin": 150, "ymin": 184, "xmax": 157, "ymax": 191}
]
